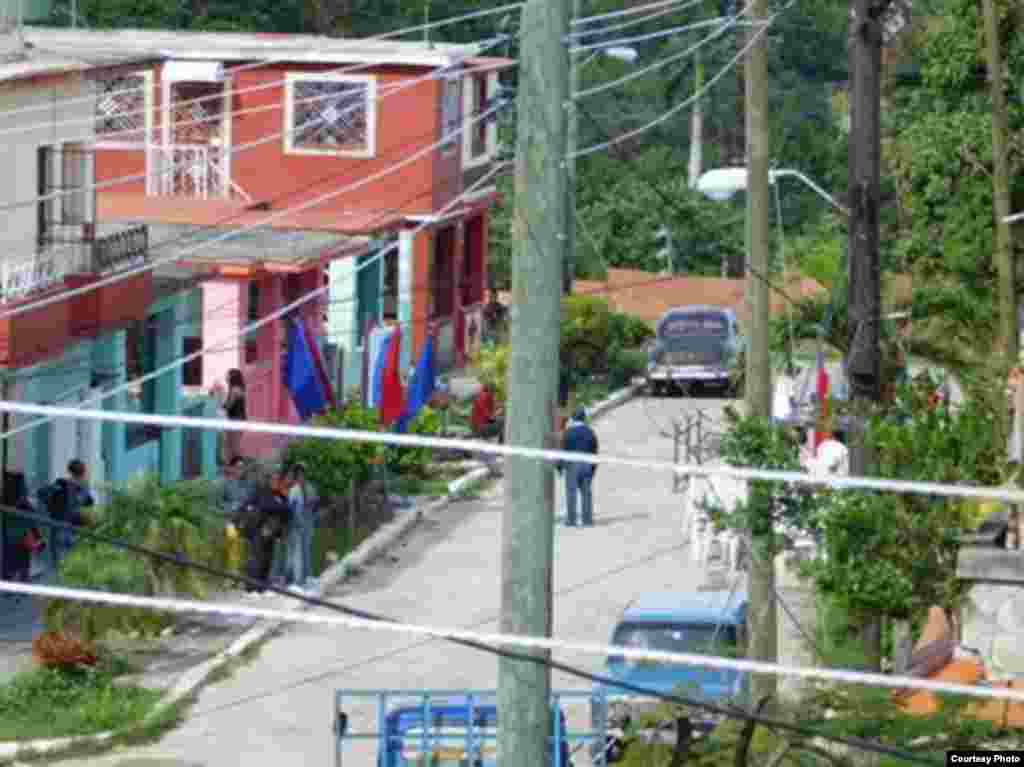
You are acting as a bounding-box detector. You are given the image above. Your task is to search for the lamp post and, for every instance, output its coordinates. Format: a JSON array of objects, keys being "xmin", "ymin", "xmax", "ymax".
[{"xmin": 696, "ymin": 167, "xmax": 849, "ymax": 216}]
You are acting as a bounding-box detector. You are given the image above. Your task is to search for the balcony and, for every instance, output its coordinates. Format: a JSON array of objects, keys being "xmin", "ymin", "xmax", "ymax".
[{"xmin": 64, "ymin": 224, "xmax": 154, "ymax": 337}]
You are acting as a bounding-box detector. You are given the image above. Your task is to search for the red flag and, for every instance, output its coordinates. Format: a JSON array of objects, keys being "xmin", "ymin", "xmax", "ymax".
[
  {"xmin": 814, "ymin": 351, "xmax": 831, "ymax": 448},
  {"xmin": 379, "ymin": 328, "xmax": 405, "ymax": 426}
]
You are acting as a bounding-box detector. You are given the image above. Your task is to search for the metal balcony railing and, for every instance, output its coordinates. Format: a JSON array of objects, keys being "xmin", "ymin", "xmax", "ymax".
[{"xmin": 91, "ymin": 224, "xmax": 149, "ymax": 275}]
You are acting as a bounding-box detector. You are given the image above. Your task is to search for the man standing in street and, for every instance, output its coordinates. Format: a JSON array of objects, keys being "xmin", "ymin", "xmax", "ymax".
[{"xmin": 559, "ymin": 408, "xmax": 599, "ymax": 527}]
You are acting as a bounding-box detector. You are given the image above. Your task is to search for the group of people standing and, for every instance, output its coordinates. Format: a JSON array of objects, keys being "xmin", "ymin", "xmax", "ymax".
[
  {"xmin": 221, "ymin": 458, "xmax": 320, "ymax": 597},
  {"xmin": 1, "ymin": 459, "xmax": 95, "ymax": 594}
]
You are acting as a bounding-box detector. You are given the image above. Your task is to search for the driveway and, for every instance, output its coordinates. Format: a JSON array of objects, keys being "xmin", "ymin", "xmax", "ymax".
[{"xmin": 53, "ymin": 394, "xmax": 732, "ymax": 767}]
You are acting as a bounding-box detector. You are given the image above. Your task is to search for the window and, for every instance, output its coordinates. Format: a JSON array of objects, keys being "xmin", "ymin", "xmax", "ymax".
[
  {"xmin": 245, "ymin": 281, "xmax": 260, "ymax": 364},
  {"xmin": 441, "ymin": 75, "xmax": 462, "ymax": 156},
  {"xmin": 125, "ymin": 318, "xmax": 161, "ymax": 450},
  {"xmin": 36, "ymin": 144, "xmax": 91, "ymax": 250},
  {"xmin": 94, "ymin": 71, "xmax": 153, "ymax": 148},
  {"xmin": 382, "ymin": 249, "xmax": 398, "ymax": 321},
  {"xmin": 461, "ymin": 72, "xmax": 499, "ymax": 168},
  {"xmin": 284, "ymin": 73, "xmax": 377, "ymax": 158}
]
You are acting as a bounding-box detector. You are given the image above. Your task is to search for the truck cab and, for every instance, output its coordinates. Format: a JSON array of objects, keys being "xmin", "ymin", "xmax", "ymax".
[{"xmin": 593, "ymin": 590, "xmax": 750, "ymax": 737}]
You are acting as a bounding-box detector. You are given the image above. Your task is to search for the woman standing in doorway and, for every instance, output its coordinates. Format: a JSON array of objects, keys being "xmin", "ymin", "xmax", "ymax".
[{"xmin": 214, "ymin": 369, "xmax": 247, "ymax": 464}]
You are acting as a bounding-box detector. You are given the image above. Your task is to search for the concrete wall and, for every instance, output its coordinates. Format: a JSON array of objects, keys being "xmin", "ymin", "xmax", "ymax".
[
  {"xmin": 0, "ymin": 70, "xmax": 94, "ymax": 276},
  {"xmin": 957, "ymin": 547, "xmax": 1024, "ymax": 678}
]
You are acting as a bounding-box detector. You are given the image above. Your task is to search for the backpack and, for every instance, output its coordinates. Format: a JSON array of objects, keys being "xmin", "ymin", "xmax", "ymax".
[{"xmin": 43, "ymin": 480, "xmax": 70, "ymax": 522}]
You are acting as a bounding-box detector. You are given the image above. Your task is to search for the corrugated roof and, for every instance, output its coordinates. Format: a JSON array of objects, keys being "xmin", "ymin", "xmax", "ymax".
[
  {"xmin": 0, "ymin": 34, "xmax": 152, "ymax": 82},
  {"xmin": 24, "ymin": 26, "xmax": 513, "ymax": 69},
  {"xmin": 98, "ymin": 193, "xmax": 407, "ymax": 236}
]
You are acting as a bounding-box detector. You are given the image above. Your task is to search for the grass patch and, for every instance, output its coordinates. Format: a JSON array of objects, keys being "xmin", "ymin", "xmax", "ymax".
[
  {"xmin": 390, "ymin": 475, "xmax": 451, "ymax": 498},
  {"xmin": 311, "ymin": 522, "xmax": 372, "ymax": 577},
  {"xmin": 0, "ymin": 662, "xmax": 162, "ymax": 743}
]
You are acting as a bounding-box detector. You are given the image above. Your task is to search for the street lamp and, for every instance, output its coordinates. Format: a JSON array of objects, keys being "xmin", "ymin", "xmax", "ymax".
[
  {"xmin": 1005, "ymin": 212, "xmax": 1024, "ymax": 224},
  {"xmin": 696, "ymin": 167, "xmax": 850, "ymax": 216}
]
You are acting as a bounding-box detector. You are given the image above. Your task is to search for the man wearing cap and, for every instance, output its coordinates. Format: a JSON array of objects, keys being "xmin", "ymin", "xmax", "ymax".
[{"xmin": 558, "ymin": 408, "xmax": 599, "ymax": 528}]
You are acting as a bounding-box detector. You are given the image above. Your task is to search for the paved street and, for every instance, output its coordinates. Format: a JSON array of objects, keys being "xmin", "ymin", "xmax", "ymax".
[{"xmin": 53, "ymin": 394, "xmax": 732, "ymax": 767}]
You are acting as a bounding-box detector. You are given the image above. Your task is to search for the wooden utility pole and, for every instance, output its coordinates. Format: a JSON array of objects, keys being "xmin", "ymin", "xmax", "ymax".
[
  {"xmin": 744, "ymin": 0, "xmax": 777, "ymax": 704},
  {"xmin": 982, "ymin": 0, "xmax": 1017, "ymax": 363},
  {"xmin": 498, "ymin": 0, "xmax": 568, "ymax": 764},
  {"xmin": 848, "ymin": 0, "xmax": 884, "ymax": 670}
]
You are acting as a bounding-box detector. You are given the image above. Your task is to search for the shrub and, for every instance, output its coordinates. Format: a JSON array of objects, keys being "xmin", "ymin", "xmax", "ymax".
[
  {"xmin": 607, "ymin": 346, "xmax": 648, "ymax": 390},
  {"xmin": 561, "ymin": 295, "xmax": 612, "ymax": 374},
  {"xmin": 608, "ymin": 311, "xmax": 654, "ymax": 349},
  {"xmin": 45, "ymin": 476, "xmax": 235, "ymax": 641},
  {"xmin": 286, "ymin": 403, "xmax": 442, "ymax": 497},
  {"xmin": 473, "ymin": 343, "xmax": 510, "ymax": 403}
]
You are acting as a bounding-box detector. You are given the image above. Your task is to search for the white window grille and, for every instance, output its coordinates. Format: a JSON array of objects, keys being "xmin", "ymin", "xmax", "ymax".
[
  {"xmin": 94, "ymin": 70, "xmax": 154, "ymax": 148},
  {"xmin": 441, "ymin": 75, "xmax": 462, "ymax": 156},
  {"xmin": 284, "ymin": 73, "xmax": 377, "ymax": 158},
  {"xmin": 462, "ymin": 71, "xmax": 499, "ymax": 169}
]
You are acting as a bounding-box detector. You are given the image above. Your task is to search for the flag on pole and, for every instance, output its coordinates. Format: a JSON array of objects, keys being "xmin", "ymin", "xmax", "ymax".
[
  {"xmin": 284, "ymin": 318, "xmax": 328, "ymax": 421},
  {"xmin": 379, "ymin": 327, "xmax": 405, "ymax": 426},
  {"xmin": 814, "ymin": 347, "xmax": 831, "ymax": 448},
  {"xmin": 301, "ymin": 317, "xmax": 336, "ymax": 411},
  {"xmin": 396, "ymin": 332, "xmax": 436, "ymax": 433}
]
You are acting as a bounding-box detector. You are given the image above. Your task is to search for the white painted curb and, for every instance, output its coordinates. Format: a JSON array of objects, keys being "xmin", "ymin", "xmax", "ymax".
[{"xmin": 0, "ymin": 383, "xmax": 640, "ymax": 761}]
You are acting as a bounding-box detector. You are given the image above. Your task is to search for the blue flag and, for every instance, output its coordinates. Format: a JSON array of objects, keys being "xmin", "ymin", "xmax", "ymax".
[
  {"xmin": 396, "ymin": 334, "xmax": 436, "ymax": 433},
  {"xmin": 284, "ymin": 318, "xmax": 328, "ymax": 420}
]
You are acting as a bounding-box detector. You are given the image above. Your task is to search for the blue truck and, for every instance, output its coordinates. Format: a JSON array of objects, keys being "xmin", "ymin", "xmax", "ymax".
[
  {"xmin": 593, "ymin": 588, "xmax": 750, "ymax": 755},
  {"xmin": 334, "ymin": 689, "xmax": 608, "ymax": 767}
]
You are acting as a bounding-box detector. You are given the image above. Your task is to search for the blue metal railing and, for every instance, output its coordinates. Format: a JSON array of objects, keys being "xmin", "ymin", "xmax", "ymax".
[{"xmin": 334, "ymin": 689, "xmax": 610, "ymax": 767}]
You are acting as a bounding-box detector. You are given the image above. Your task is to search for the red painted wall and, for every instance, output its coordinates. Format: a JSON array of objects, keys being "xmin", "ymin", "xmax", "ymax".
[{"xmin": 95, "ymin": 61, "xmax": 470, "ymax": 218}]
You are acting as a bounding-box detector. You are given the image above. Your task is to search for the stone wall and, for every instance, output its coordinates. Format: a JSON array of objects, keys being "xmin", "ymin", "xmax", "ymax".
[{"xmin": 957, "ymin": 546, "xmax": 1024, "ymax": 679}]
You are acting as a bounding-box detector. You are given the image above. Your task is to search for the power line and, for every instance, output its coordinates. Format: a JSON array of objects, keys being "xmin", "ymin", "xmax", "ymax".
[
  {"xmin": 568, "ymin": 0, "xmax": 708, "ymax": 41},
  {"xmin": 0, "ymin": 88, "xmax": 510, "ymax": 322},
  {"xmin": 572, "ymin": 0, "xmax": 707, "ymax": 28},
  {"xmin": 0, "ymin": 162, "xmax": 510, "ymax": 444},
  {"xmin": 5, "ymin": 400, "xmax": 1024, "ymax": 505},
  {"xmin": 0, "ymin": 506, "xmax": 952, "ymax": 763},
  {"xmin": 0, "ymin": 43, "xmax": 511, "ymax": 216},
  {"xmin": 0, "ymin": 2, "xmax": 527, "ymax": 124}
]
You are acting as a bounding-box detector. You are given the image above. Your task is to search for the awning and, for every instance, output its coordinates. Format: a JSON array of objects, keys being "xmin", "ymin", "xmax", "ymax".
[{"xmin": 162, "ymin": 59, "xmax": 224, "ymax": 83}]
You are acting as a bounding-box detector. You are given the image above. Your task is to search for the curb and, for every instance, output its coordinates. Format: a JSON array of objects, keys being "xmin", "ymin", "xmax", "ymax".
[
  {"xmin": 0, "ymin": 384, "xmax": 640, "ymax": 761},
  {"xmin": 0, "ymin": 466, "xmax": 493, "ymax": 763}
]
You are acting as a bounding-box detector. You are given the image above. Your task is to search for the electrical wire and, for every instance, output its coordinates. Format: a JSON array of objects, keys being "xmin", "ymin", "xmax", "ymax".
[
  {"xmin": 574, "ymin": 15, "xmax": 739, "ymax": 100},
  {"xmin": 0, "ymin": 88, "xmax": 510, "ymax": 323},
  {"xmin": 0, "ymin": 42, "xmax": 511, "ymax": 214},
  {"xmin": 5, "ymin": 401, "xmax": 1024, "ymax": 505},
  {"xmin": 572, "ymin": 0, "xmax": 708, "ymax": 28},
  {"xmin": 572, "ymin": 3, "xmax": 788, "ymax": 158},
  {"xmin": 0, "ymin": 163, "xmax": 510, "ymax": 444},
  {"xmin": 0, "ymin": 506, "xmax": 959, "ymax": 764},
  {"xmin": 569, "ymin": 0, "xmax": 709, "ymax": 41},
  {"xmin": 1, "ymin": 1, "xmax": 527, "ymax": 124},
  {"xmin": 570, "ymin": 16, "xmax": 736, "ymax": 54}
]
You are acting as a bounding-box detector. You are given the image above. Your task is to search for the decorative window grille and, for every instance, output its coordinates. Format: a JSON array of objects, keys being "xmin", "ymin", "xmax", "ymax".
[
  {"xmin": 285, "ymin": 74, "xmax": 375, "ymax": 157},
  {"xmin": 95, "ymin": 73, "xmax": 148, "ymax": 145},
  {"xmin": 441, "ymin": 76, "xmax": 462, "ymax": 155}
]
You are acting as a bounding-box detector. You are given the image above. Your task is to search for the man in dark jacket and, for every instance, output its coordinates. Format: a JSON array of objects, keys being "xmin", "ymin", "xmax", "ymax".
[
  {"xmin": 559, "ymin": 408, "xmax": 599, "ymax": 527},
  {"xmin": 240, "ymin": 471, "xmax": 292, "ymax": 595}
]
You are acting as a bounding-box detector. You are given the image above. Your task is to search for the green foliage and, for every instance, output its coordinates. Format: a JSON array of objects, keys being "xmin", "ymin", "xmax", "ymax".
[
  {"xmin": 0, "ymin": 664, "xmax": 161, "ymax": 743},
  {"xmin": 46, "ymin": 477, "xmax": 237, "ymax": 641},
  {"xmin": 561, "ymin": 295, "xmax": 613, "ymax": 372},
  {"xmin": 472, "ymin": 343, "xmax": 510, "ymax": 402},
  {"xmin": 709, "ymin": 409, "xmax": 817, "ymax": 542},
  {"xmin": 608, "ymin": 311, "xmax": 654, "ymax": 349},
  {"xmin": 286, "ymin": 403, "xmax": 440, "ymax": 497},
  {"xmin": 607, "ymin": 347, "xmax": 647, "ymax": 390}
]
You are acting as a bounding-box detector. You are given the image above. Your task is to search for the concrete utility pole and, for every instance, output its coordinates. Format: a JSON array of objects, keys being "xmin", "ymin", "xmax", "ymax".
[
  {"xmin": 848, "ymin": 0, "xmax": 884, "ymax": 670},
  {"xmin": 687, "ymin": 48, "xmax": 705, "ymax": 188},
  {"xmin": 744, "ymin": 0, "xmax": 777, "ymax": 704},
  {"xmin": 564, "ymin": 0, "xmax": 582, "ymax": 296},
  {"xmin": 982, "ymin": 0, "xmax": 1017, "ymax": 363},
  {"xmin": 498, "ymin": 0, "xmax": 568, "ymax": 764}
]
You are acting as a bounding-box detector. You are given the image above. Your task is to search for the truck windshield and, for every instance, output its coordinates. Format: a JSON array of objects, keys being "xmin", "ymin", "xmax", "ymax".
[{"xmin": 611, "ymin": 622, "xmax": 737, "ymax": 666}]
